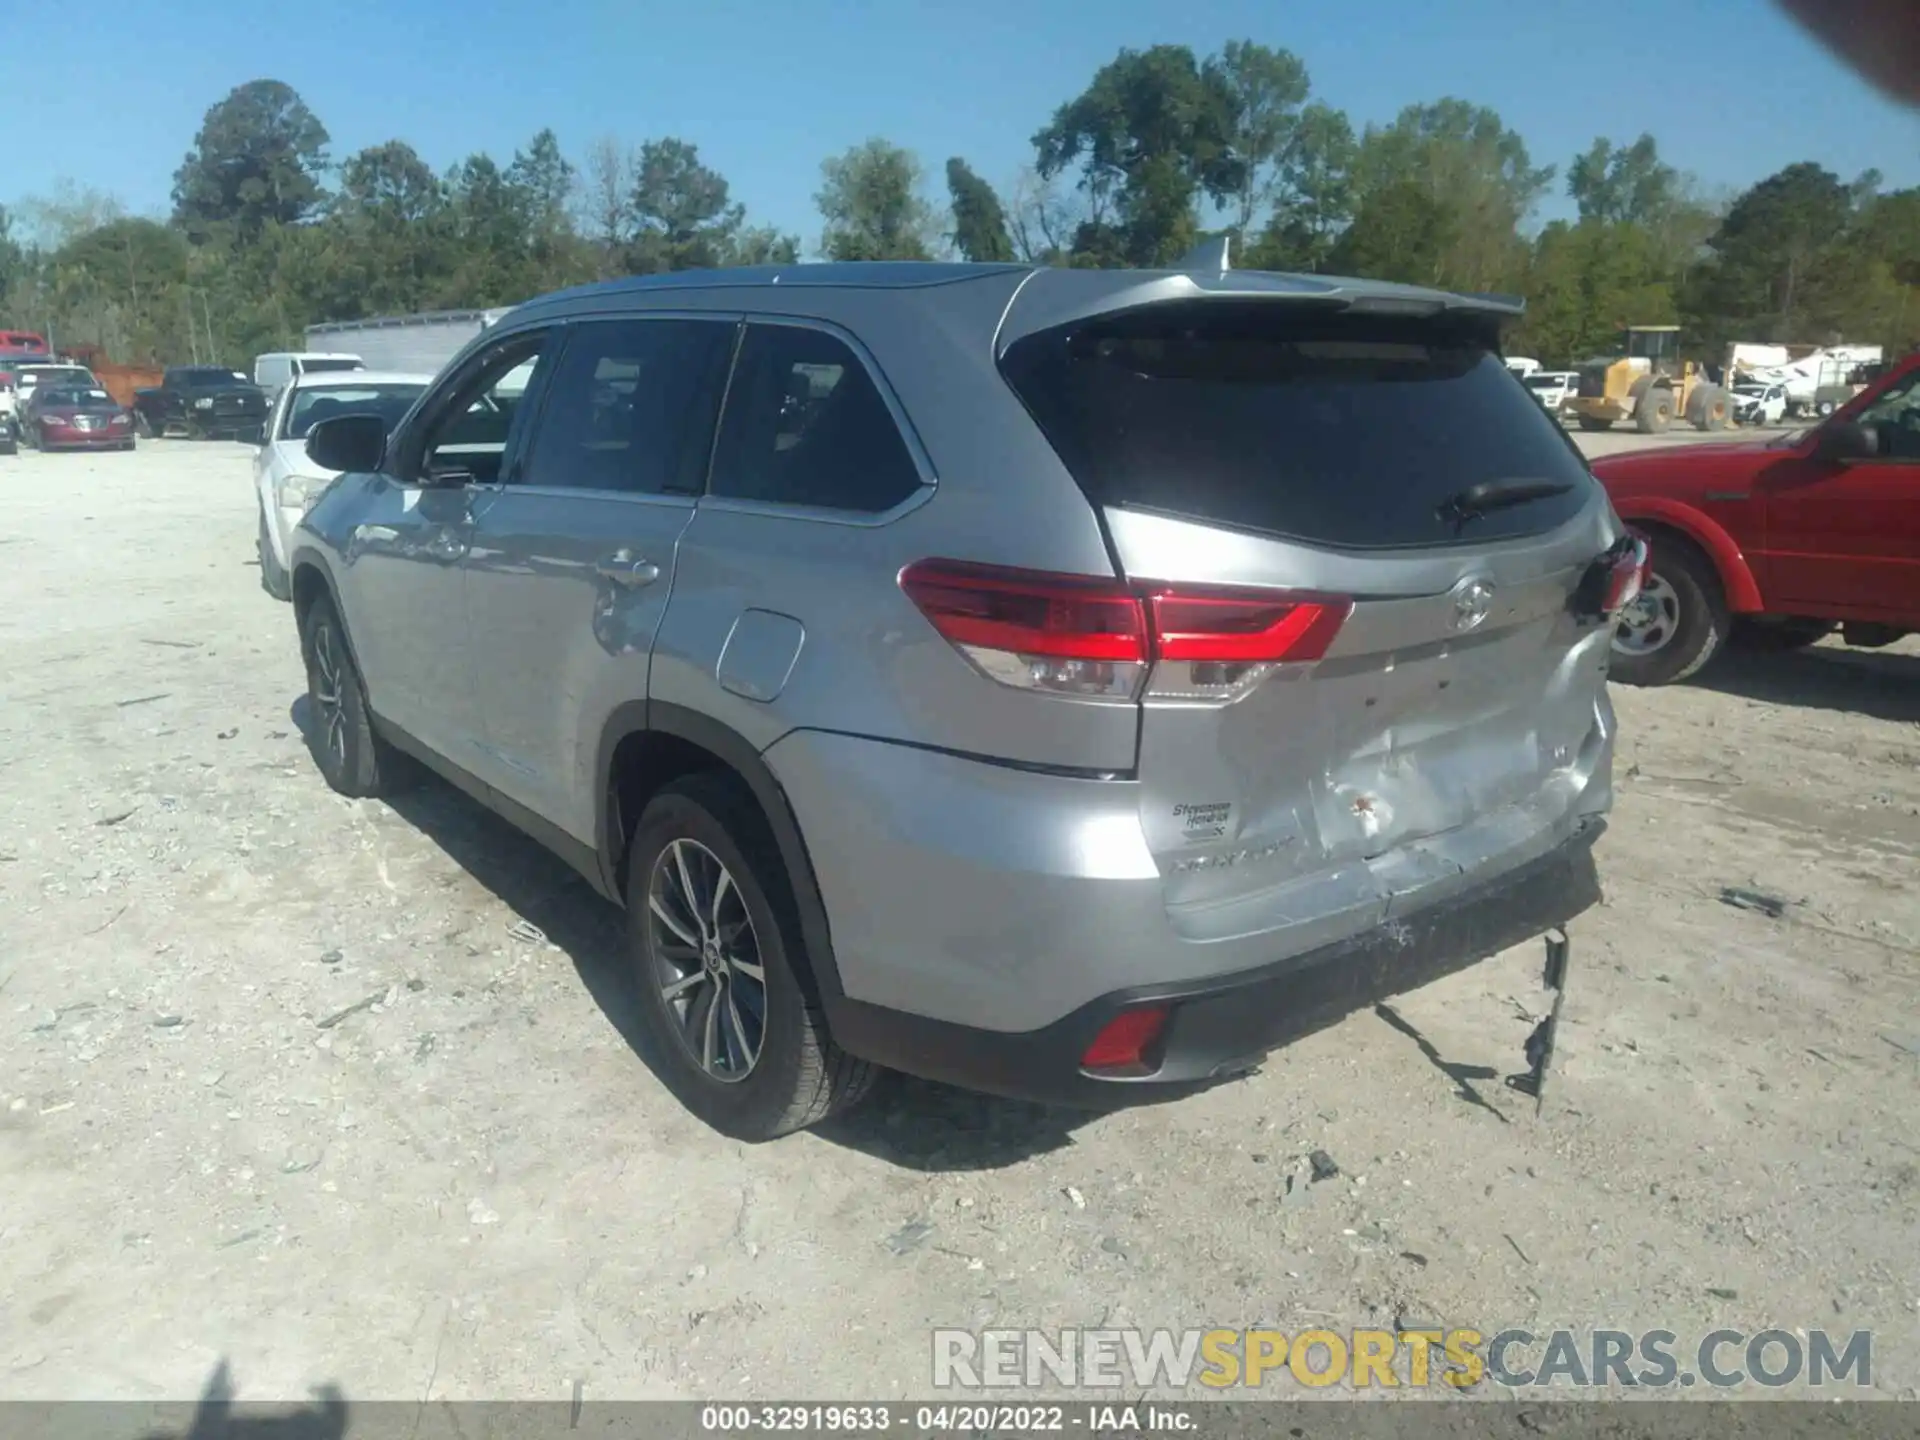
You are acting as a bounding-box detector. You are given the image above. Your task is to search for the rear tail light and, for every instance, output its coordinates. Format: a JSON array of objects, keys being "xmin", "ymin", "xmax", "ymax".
[
  {"xmin": 1081, "ymin": 1005, "xmax": 1169, "ymax": 1073},
  {"xmin": 898, "ymin": 560, "xmax": 1350, "ymax": 703},
  {"xmin": 1601, "ymin": 536, "xmax": 1651, "ymax": 614}
]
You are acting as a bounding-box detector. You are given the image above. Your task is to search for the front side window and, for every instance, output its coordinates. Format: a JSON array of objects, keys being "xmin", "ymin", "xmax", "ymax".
[
  {"xmin": 708, "ymin": 324, "xmax": 923, "ymax": 513},
  {"xmin": 518, "ymin": 319, "xmax": 735, "ymax": 494},
  {"xmin": 1856, "ymin": 369, "xmax": 1920, "ymax": 460},
  {"xmin": 412, "ymin": 335, "xmax": 551, "ymax": 485}
]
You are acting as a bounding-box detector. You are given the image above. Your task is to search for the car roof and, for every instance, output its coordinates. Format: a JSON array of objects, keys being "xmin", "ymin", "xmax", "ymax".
[
  {"xmin": 287, "ymin": 369, "xmax": 435, "ymax": 389},
  {"xmin": 509, "ymin": 259, "xmax": 1528, "ymax": 333}
]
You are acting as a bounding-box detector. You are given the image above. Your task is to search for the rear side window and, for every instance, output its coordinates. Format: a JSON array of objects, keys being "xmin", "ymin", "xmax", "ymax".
[
  {"xmin": 1000, "ymin": 306, "xmax": 1596, "ymax": 550},
  {"xmin": 709, "ymin": 324, "xmax": 922, "ymax": 513},
  {"xmin": 519, "ymin": 319, "xmax": 734, "ymax": 495}
]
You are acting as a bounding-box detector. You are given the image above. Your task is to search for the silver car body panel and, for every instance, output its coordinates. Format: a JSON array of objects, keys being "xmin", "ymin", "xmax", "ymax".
[{"xmin": 295, "ymin": 261, "xmax": 1620, "ymax": 1036}]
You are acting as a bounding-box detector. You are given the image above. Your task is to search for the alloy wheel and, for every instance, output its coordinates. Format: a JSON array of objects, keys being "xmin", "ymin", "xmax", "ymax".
[
  {"xmin": 1613, "ymin": 574, "xmax": 1681, "ymax": 657},
  {"xmin": 646, "ymin": 838, "xmax": 767, "ymax": 1082},
  {"xmin": 309, "ymin": 623, "xmax": 348, "ymax": 768}
]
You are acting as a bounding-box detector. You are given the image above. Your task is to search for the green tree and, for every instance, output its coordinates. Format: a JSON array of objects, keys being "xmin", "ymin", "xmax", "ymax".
[
  {"xmin": 1344, "ymin": 99, "xmax": 1552, "ymax": 292},
  {"xmin": 817, "ymin": 139, "xmax": 938, "ymax": 261},
  {"xmin": 171, "ymin": 80, "xmax": 330, "ymax": 242},
  {"xmin": 0, "ymin": 205, "xmax": 24, "ymax": 312},
  {"xmin": 1245, "ymin": 102, "xmax": 1356, "ymax": 271},
  {"xmin": 1208, "ymin": 40, "xmax": 1310, "ymax": 237},
  {"xmin": 1568, "ymin": 134, "xmax": 1679, "ymax": 226},
  {"xmin": 332, "ymin": 141, "xmax": 450, "ymax": 314},
  {"xmin": 1327, "ymin": 179, "xmax": 1456, "ymax": 286},
  {"xmin": 1684, "ymin": 162, "xmax": 1859, "ymax": 346},
  {"xmin": 39, "ymin": 218, "xmax": 193, "ymax": 363},
  {"xmin": 1033, "ymin": 45, "xmax": 1244, "ymax": 266},
  {"xmin": 627, "ymin": 138, "xmax": 743, "ymax": 273},
  {"xmin": 727, "ymin": 225, "xmax": 800, "ymax": 266},
  {"xmin": 945, "ymin": 158, "xmax": 1014, "ymax": 262},
  {"xmin": 1510, "ymin": 220, "xmax": 1676, "ymax": 366}
]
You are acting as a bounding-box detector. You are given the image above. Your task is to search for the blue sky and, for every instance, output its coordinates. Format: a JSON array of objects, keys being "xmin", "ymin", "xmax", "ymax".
[{"xmin": 12, "ymin": 0, "xmax": 1918, "ymax": 249}]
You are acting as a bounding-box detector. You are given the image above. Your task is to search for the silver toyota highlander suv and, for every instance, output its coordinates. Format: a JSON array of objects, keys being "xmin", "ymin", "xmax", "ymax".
[{"xmin": 289, "ymin": 257, "xmax": 1644, "ymax": 1140}]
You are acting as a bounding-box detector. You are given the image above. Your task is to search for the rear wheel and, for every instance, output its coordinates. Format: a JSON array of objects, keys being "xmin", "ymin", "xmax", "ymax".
[
  {"xmin": 298, "ymin": 596, "xmax": 408, "ymax": 797},
  {"xmin": 626, "ymin": 772, "xmax": 876, "ymax": 1140},
  {"xmin": 1609, "ymin": 538, "xmax": 1727, "ymax": 686},
  {"xmin": 1634, "ymin": 387, "xmax": 1675, "ymax": 434}
]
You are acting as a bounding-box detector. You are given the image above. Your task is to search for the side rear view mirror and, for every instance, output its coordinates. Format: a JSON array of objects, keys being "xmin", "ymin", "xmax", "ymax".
[
  {"xmin": 305, "ymin": 412, "xmax": 387, "ymax": 473},
  {"xmin": 1815, "ymin": 418, "xmax": 1880, "ymax": 462}
]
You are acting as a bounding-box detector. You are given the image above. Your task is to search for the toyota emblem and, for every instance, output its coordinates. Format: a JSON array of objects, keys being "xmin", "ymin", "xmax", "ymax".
[{"xmin": 1450, "ymin": 577, "xmax": 1497, "ymax": 632}]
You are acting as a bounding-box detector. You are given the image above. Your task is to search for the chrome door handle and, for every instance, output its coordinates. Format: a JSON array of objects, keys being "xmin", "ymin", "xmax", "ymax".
[{"xmin": 596, "ymin": 554, "xmax": 660, "ymax": 588}]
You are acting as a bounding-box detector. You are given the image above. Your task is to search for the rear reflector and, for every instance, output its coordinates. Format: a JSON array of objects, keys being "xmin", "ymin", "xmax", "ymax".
[
  {"xmin": 1081, "ymin": 1006, "xmax": 1169, "ymax": 1072},
  {"xmin": 899, "ymin": 559, "xmax": 1349, "ymax": 702}
]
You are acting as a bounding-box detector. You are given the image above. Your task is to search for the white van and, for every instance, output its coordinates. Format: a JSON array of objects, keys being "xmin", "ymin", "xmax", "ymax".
[{"xmin": 253, "ymin": 352, "xmax": 365, "ymax": 397}]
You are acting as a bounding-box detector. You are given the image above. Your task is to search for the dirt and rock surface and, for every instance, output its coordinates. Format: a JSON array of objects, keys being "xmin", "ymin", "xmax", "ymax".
[{"xmin": 1, "ymin": 436, "xmax": 1916, "ymax": 1406}]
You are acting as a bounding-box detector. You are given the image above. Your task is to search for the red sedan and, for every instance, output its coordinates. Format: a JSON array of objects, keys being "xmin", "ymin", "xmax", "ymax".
[{"xmin": 30, "ymin": 385, "xmax": 137, "ymax": 452}]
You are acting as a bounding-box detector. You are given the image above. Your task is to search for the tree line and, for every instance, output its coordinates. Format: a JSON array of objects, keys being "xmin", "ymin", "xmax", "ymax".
[{"xmin": 1, "ymin": 48, "xmax": 1914, "ymax": 372}]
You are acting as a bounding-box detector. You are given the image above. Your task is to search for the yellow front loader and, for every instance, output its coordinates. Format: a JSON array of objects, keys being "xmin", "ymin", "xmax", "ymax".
[{"xmin": 1565, "ymin": 325, "xmax": 1733, "ymax": 434}]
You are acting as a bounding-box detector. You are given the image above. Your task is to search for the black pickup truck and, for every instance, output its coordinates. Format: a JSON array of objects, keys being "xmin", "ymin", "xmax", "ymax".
[{"xmin": 132, "ymin": 366, "xmax": 271, "ymax": 440}]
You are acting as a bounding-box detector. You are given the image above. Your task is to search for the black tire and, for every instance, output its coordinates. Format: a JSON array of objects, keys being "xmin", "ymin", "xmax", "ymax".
[
  {"xmin": 259, "ymin": 509, "xmax": 292, "ymax": 601},
  {"xmin": 1634, "ymin": 387, "xmax": 1675, "ymax": 434},
  {"xmin": 1732, "ymin": 616, "xmax": 1835, "ymax": 652},
  {"xmin": 1690, "ymin": 385, "xmax": 1732, "ymax": 431},
  {"xmin": 1609, "ymin": 536, "xmax": 1728, "ymax": 686},
  {"xmin": 298, "ymin": 595, "xmax": 406, "ymax": 797},
  {"xmin": 625, "ymin": 772, "xmax": 876, "ymax": 1140},
  {"xmin": 1577, "ymin": 417, "xmax": 1613, "ymax": 432}
]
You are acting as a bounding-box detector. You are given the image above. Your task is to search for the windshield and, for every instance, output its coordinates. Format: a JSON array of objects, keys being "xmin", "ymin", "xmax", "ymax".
[
  {"xmin": 41, "ymin": 388, "xmax": 114, "ymax": 408},
  {"xmin": 26, "ymin": 368, "xmax": 92, "ymax": 388},
  {"xmin": 1523, "ymin": 374, "xmax": 1566, "ymax": 391},
  {"xmin": 170, "ymin": 367, "xmax": 248, "ymax": 388},
  {"xmin": 282, "ymin": 383, "xmax": 427, "ymax": 441}
]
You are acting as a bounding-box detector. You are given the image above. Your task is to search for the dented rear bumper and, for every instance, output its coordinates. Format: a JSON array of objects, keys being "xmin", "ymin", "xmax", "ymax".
[{"xmin": 828, "ymin": 815, "xmax": 1605, "ymax": 1108}]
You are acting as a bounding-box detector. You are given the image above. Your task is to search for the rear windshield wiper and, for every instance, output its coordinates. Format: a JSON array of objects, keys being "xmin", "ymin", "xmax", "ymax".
[{"xmin": 1436, "ymin": 479, "xmax": 1575, "ymax": 530}]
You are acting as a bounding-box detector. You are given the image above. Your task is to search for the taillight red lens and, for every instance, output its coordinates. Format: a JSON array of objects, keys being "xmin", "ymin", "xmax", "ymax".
[
  {"xmin": 1602, "ymin": 537, "xmax": 1651, "ymax": 614},
  {"xmin": 1146, "ymin": 587, "xmax": 1352, "ymax": 664},
  {"xmin": 898, "ymin": 560, "xmax": 1147, "ymax": 662},
  {"xmin": 1081, "ymin": 1006, "xmax": 1169, "ymax": 1072},
  {"xmin": 899, "ymin": 560, "xmax": 1351, "ymax": 701}
]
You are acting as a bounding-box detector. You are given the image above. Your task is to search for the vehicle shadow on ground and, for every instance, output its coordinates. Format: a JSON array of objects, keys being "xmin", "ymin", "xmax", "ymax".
[
  {"xmin": 291, "ymin": 699, "xmax": 1090, "ymax": 1170},
  {"xmin": 1692, "ymin": 643, "xmax": 1920, "ymax": 723},
  {"xmin": 136, "ymin": 1360, "xmax": 348, "ymax": 1440}
]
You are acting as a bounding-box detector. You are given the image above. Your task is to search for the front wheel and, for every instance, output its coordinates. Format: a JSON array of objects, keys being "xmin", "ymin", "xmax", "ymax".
[
  {"xmin": 1634, "ymin": 388, "xmax": 1675, "ymax": 434},
  {"xmin": 1609, "ymin": 539, "xmax": 1728, "ymax": 686},
  {"xmin": 298, "ymin": 596, "xmax": 409, "ymax": 797},
  {"xmin": 134, "ymin": 411, "xmax": 156, "ymax": 439},
  {"xmin": 626, "ymin": 773, "xmax": 876, "ymax": 1140},
  {"xmin": 1576, "ymin": 417, "xmax": 1614, "ymax": 433}
]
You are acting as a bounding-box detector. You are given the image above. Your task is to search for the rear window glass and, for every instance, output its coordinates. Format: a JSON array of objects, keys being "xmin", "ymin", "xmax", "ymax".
[
  {"xmin": 1000, "ymin": 307, "xmax": 1596, "ymax": 550},
  {"xmin": 298, "ymin": 358, "xmax": 363, "ymax": 375}
]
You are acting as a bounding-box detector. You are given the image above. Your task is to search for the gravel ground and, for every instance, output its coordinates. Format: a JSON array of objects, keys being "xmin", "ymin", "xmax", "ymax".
[{"xmin": 1, "ymin": 435, "xmax": 1916, "ymax": 1407}]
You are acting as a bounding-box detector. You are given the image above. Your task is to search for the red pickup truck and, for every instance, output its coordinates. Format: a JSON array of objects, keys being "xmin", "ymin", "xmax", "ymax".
[{"xmin": 1590, "ymin": 350, "xmax": 1920, "ymax": 685}]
